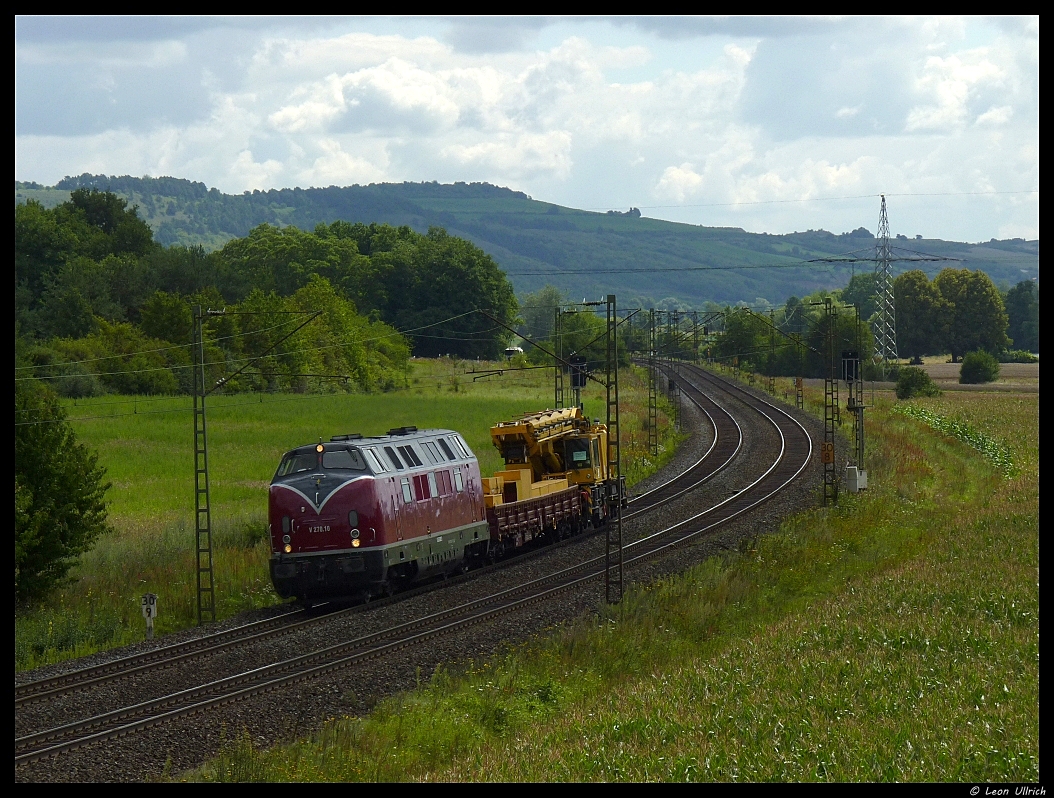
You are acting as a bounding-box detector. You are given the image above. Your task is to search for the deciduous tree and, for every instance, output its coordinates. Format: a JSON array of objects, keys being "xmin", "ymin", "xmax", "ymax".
[
  {"xmin": 933, "ymin": 268, "xmax": 1009, "ymax": 361},
  {"xmin": 15, "ymin": 379, "xmax": 111, "ymax": 602},
  {"xmin": 894, "ymin": 270, "xmax": 945, "ymax": 363},
  {"xmin": 1004, "ymin": 280, "xmax": 1039, "ymax": 353}
]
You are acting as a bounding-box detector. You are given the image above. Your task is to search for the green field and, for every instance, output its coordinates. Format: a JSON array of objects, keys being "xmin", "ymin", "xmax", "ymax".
[
  {"xmin": 194, "ymin": 382, "xmax": 1039, "ymax": 782},
  {"xmin": 15, "ymin": 359, "xmax": 680, "ymax": 670}
]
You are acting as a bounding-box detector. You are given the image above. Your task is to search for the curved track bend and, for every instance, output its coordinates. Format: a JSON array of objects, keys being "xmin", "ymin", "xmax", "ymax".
[{"xmin": 16, "ymin": 363, "xmax": 812, "ymax": 768}]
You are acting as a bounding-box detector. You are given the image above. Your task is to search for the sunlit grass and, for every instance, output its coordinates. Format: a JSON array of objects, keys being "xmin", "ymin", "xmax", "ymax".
[{"xmin": 193, "ymin": 387, "xmax": 1038, "ymax": 782}]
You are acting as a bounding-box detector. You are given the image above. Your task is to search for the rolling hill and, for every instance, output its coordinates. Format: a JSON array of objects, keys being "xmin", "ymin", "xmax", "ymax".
[{"xmin": 15, "ymin": 176, "xmax": 1039, "ymax": 307}]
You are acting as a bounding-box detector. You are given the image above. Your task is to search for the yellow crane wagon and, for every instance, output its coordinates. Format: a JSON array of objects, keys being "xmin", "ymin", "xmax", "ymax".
[{"xmin": 481, "ymin": 407, "xmax": 622, "ymax": 555}]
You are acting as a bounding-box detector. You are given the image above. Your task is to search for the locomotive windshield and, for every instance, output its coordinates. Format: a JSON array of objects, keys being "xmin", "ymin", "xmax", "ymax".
[
  {"xmin": 322, "ymin": 448, "xmax": 368, "ymax": 470},
  {"xmin": 275, "ymin": 447, "xmax": 369, "ymax": 478},
  {"xmin": 276, "ymin": 451, "xmax": 317, "ymax": 477}
]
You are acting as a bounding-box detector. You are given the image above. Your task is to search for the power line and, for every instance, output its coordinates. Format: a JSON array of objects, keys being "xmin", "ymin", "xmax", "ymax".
[
  {"xmin": 579, "ymin": 188, "xmax": 1038, "ymax": 212},
  {"xmin": 14, "ymin": 315, "xmax": 311, "ymax": 373},
  {"xmin": 505, "ymin": 254, "xmax": 1037, "ymax": 277},
  {"xmin": 15, "ymin": 309, "xmax": 487, "ymax": 383},
  {"xmin": 16, "ymin": 391, "xmax": 364, "ymax": 427}
]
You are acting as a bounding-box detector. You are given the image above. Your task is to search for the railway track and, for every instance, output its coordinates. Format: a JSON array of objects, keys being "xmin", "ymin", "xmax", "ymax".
[
  {"xmin": 14, "ymin": 369, "xmax": 738, "ymax": 713},
  {"xmin": 15, "ymin": 364, "xmax": 812, "ymax": 770}
]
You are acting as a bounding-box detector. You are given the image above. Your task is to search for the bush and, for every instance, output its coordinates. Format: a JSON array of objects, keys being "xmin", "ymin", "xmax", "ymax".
[
  {"xmin": 864, "ymin": 361, "xmax": 899, "ymax": 381},
  {"xmin": 998, "ymin": 349, "xmax": 1038, "ymax": 364},
  {"xmin": 896, "ymin": 367, "xmax": 942, "ymax": 399},
  {"xmin": 960, "ymin": 351, "xmax": 1001, "ymax": 384},
  {"xmin": 15, "ymin": 379, "xmax": 111, "ymax": 602},
  {"xmin": 54, "ymin": 369, "xmax": 105, "ymax": 399}
]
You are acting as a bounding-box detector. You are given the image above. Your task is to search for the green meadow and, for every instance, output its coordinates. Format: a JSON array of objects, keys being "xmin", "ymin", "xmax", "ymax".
[
  {"xmin": 15, "ymin": 359, "xmax": 680, "ymax": 671},
  {"xmin": 195, "ymin": 381, "xmax": 1038, "ymax": 782}
]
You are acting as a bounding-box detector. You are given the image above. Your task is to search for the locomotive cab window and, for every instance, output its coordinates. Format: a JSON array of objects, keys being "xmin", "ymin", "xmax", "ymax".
[
  {"xmin": 453, "ymin": 468, "xmax": 464, "ymax": 493},
  {"xmin": 276, "ymin": 451, "xmax": 318, "ymax": 477},
  {"xmin": 322, "ymin": 448, "xmax": 368, "ymax": 470},
  {"xmin": 400, "ymin": 477, "xmax": 414, "ymax": 503}
]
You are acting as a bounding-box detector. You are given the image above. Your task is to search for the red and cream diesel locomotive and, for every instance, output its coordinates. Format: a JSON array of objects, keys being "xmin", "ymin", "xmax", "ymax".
[{"xmin": 268, "ymin": 426, "xmax": 491, "ymax": 602}]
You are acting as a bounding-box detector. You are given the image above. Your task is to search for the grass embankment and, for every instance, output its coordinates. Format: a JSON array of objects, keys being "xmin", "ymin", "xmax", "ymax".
[
  {"xmin": 15, "ymin": 359, "xmax": 681, "ymax": 671},
  {"xmin": 196, "ymin": 384, "xmax": 1038, "ymax": 782}
]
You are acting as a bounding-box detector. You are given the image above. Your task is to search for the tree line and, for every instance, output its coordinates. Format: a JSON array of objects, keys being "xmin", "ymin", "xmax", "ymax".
[
  {"xmin": 515, "ymin": 284, "xmax": 874, "ymax": 379},
  {"xmin": 517, "ymin": 266, "xmax": 1037, "ymax": 382},
  {"xmin": 893, "ymin": 269, "xmax": 1037, "ymax": 362},
  {"xmin": 16, "ymin": 189, "xmax": 519, "ymax": 398}
]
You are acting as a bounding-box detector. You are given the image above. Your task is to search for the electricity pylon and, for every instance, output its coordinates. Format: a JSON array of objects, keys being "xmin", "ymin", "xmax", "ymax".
[{"xmin": 873, "ymin": 195, "xmax": 898, "ymax": 368}]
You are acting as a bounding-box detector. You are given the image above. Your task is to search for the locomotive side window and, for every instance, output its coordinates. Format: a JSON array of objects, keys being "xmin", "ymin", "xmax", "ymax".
[
  {"xmin": 453, "ymin": 467, "xmax": 464, "ymax": 493},
  {"xmin": 401, "ymin": 477, "xmax": 413, "ymax": 503},
  {"xmin": 363, "ymin": 448, "xmax": 387, "ymax": 473},
  {"xmin": 398, "ymin": 445, "xmax": 423, "ymax": 467},
  {"xmin": 276, "ymin": 451, "xmax": 317, "ymax": 477},
  {"xmin": 436, "ymin": 470, "xmax": 453, "ymax": 495},
  {"xmin": 427, "ymin": 471, "xmax": 438, "ymax": 498},
  {"xmin": 418, "ymin": 442, "xmax": 433, "ymax": 464},
  {"xmin": 322, "ymin": 448, "xmax": 368, "ymax": 470},
  {"xmin": 384, "ymin": 446, "xmax": 405, "ymax": 470},
  {"xmin": 437, "ymin": 439, "xmax": 456, "ymax": 460},
  {"xmin": 421, "ymin": 441, "xmax": 442, "ymax": 464},
  {"xmin": 413, "ymin": 474, "xmax": 432, "ymax": 500}
]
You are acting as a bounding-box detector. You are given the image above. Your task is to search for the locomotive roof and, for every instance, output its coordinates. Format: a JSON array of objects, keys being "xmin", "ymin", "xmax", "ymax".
[{"xmin": 282, "ymin": 428, "xmax": 468, "ymax": 455}]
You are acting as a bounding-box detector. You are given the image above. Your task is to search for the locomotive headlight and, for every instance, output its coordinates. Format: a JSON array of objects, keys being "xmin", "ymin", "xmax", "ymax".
[
  {"xmin": 350, "ymin": 528, "xmax": 360, "ymax": 539},
  {"xmin": 352, "ymin": 539, "xmax": 360, "ymax": 548},
  {"xmin": 282, "ymin": 534, "xmax": 291, "ymax": 545},
  {"xmin": 284, "ymin": 544, "xmax": 292, "ymax": 553},
  {"xmin": 316, "ymin": 444, "xmax": 324, "ymax": 453}
]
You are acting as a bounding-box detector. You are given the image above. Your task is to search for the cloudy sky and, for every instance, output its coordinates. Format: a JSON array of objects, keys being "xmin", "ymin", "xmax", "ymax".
[{"xmin": 15, "ymin": 16, "xmax": 1039, "ymax": 242}]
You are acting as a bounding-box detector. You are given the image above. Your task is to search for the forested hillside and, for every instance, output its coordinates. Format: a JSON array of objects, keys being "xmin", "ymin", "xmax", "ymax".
[
  {"xmin": 15, "ymin": 189, "xmax": 518, "ymax": 398},
  {"xmin": 16, "ymin": 177, "xmax": 1039, "ymax": 308}
]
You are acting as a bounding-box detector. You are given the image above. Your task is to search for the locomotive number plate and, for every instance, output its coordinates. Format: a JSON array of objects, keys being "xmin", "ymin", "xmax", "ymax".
[{"xmin": 307, "ymin": 525, "xmax": 331, "ymax": 533}]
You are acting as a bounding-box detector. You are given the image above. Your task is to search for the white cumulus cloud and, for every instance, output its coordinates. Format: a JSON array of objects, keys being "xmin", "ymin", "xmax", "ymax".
[{"xmin": 13, "ymin": 16, "xmax": 1039, "ymax": 242}]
